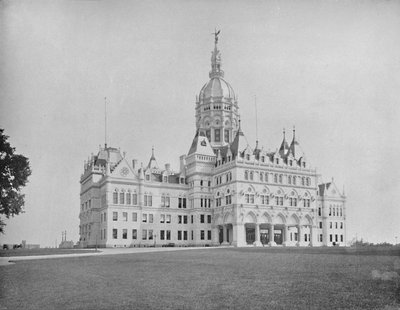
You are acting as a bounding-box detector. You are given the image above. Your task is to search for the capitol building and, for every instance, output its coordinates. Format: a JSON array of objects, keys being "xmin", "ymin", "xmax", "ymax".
[{"xmin": 79, "ymin": 35, "xmax": 346, "ymax": 248}]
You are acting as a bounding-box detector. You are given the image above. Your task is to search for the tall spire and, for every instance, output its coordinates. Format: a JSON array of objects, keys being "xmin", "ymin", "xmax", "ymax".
[
  {"xmin": 210, "ymin": 29, "xmax": 224, "ymax": 78},
  {"xmin": 279, "ymin": 128, "xmax": 289, "ymax": 157}
]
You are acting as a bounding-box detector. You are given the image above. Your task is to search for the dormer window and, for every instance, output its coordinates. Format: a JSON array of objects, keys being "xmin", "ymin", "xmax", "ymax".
[
  {"xmin": 276, "ymin": 159, "xmax": 279, "ymax": 164},
  {"xmin": 146, "ymin": 174, "xmax": 150, "ymax": 181},
  {"xmin": 261, "ymin": 156, "xmax": 265, "ymax": 162},
  {"xmin": 289, "ymin": 160, "xmax": 293, "ymax": 166},
  {"xmin": 246, "ymin": 154, "xmax": 250, "ymax": 160}
]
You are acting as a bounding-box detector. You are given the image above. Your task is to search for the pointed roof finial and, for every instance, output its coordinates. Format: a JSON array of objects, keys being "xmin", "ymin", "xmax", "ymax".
[
  {"xmin": 283, "ymin": 128, "xmax": 286, "ymax": 140},
  {"xmin": 293, "ymin": 125, "xmax": 296, "ymax": 140},
  {"xmin": 238, "ymin": 118, "xmax": 242, "ymax": 133},
  {"xmin": 151, "ymin": 146, "xmax": 155, "ymax": 160}
]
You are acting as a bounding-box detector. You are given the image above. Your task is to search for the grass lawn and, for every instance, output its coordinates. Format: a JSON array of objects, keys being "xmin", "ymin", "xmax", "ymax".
[
  {"xmin": 0, "ymin": 247, "xmax": 399, "ymax": 309},
  {"xmin": 0, "ymin": 248, "xmax": 99, "ymax": 257}
]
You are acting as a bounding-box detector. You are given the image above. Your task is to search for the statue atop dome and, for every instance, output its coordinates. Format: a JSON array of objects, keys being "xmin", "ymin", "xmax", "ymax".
[{"xmin": 213, "ymin": 29, "xmax": 221, "ymax": 45}]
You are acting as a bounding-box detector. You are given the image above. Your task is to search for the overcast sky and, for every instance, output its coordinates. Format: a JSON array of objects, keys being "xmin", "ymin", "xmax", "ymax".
[{"xmin": 1, "ymin": 0, "xmax": 399, "ymax": 247}]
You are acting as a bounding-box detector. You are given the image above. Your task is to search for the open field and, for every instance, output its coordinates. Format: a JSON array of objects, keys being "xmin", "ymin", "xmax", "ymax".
[{"xmin": 0, "ymin": 247, "xmax": 399, "ymax": 309}]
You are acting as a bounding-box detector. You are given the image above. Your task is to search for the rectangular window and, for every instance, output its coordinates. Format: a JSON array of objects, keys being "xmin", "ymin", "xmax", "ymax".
[
  {"xmin": 191, "ymin": 230, "xmax": 194, "ymax": 240},
  {"xmin": 208, "ymin": 230, "xmax": 212, "ymax": 240},
  {"xmin": 178, "ymin": 215, "xmax": 182, "ymax": 224},
  {"xmin": 330, "ymin": 222, "xmax": 332, "ymax": 229},
  {"xmin": 318, "ymin": 207, "xmax": 321, "ymax": 216},
  {"xmin": 165, "ymin": 196, "xmax": 170, "ymax": 208},
  {"xmin": 104, "ymin": 213, "xmax": 106, "ymax": 222},
  {"xmin": 183, "ymin": 215, "xmax": 188, "ymax": 224},
  {"xmin": 142, "ymin": 229, "xmax": 147, "ymax": 240},
  {"xmin": 340, "ymin": 235, "xmax": 343, "ymax": 242},
  {"xmin": 166, "ymin": 214, "xmax": 171, "ymax": 223},
  {"xmin": 160, "ymin": 230, "xmax": 165, "ymax": 240},
  {"xmin": 149, "ymin": 214, "xmax": 153, "ymax": 223},
  {"xmin": 178, "ymin": 231, "xmax": 182, "ymax": 240},
  {"xmin": 183, "ymin": 198, "xmax": 186, "ymax": 208},
  {"xmin": 122, "ymin": 229, "xmax": 127, "ymax": 239},
  {"xmin": 113, "ymin": 229, "xmax": 118, "ymax": 239},
  {"xmin": 340, "ymin": 222, "xmax": 343, "ymax": 229},
  {"xmin": 132, "ymin": 193, "xmax": 138, "ymax": 205},
  {"xmin": 335, "ymin": 234, "xmax": 338, "ymax": 242},
  {"xmin": 119, "ymin": 193, "xmax": 125, "ymax": 204},
  {"xmin": 183, "ymin": 231, "xmax": 188, "ymax": 240},
  {"xmin": 132, "ymin": 229, "xmax": 137, "ymax": 240},
  {"xmin": 319, "ymin": 234, "xmax": 323, "ymax": 242},
  {"xmin": 329, "ymin": 234, "xmax": 332, "ymax": 242},
  {"xmin": 224, "ymin": 129, "xmax": 229, "ymax": 142},
  {"xmin": 132, "ymin": 212, "xmax": 137, "ymax": 222},
  {"xmin": 319, "ymin": 222, "xmax": 322, "ymax": 229},
  {"xmin": 200, "ymin": 230, "xmax": 205, "ymax": 240},
  {"xmin": 113, "ymin": 192, "xmax": 118, "ymax": 204},
  {"xmin": 160, "ymin": 214, "xmax": 165, "ymax": 223},
  {"xmin": 335, "ymin": 222, "xmax": 338, "ymax": 229},
  {"xmin": 149, "ymin": 230, "xmax": 153, "ymax": 240},
  {"xmin": 178, "ymin": 198, "xmax": 182, "ymax": 208},
  {"xmin": 123, "ymin": 212, "xmax": 128, "ymax": 222},
  {"xmin": 166, "ymin": 230, "xmax": 171, "ymax": 240},
  {"xmin": 191, "ymin": 215, "xmax": 193, "ymax": 224},
  {"xmin": 142, "ymin": 214, "xmax": 147, "ymax": 223},
  {"xmin": 200, "ymin": 214, "xmax": 205, "ymax": 223},
  {"xmin": 214, "ymin": 129, "xmax": 220, "ymax": 142},
  {"xmin": 113, "ymin": 212, "xmax": 118, "ymax": 221},
  {"xmin": 126, "ymin": 193, "xmax": 131, "ymax": 205},
  {"xmin": 207, "ymin": 215, "xmax": 212, "ymax": 224}
]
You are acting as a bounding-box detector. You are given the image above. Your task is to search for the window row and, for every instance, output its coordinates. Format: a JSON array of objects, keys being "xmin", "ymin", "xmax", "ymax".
[
  {"xmin": 204, "ymin": 129, "xmax": 230, "ymax": 143},
  {"xmin": 215, "ymin": 172, "xmax": 232, "ymax": 185},
  {"xmin": 81, "ymin": 199, "xmax": 92, "ymax": 211},
  {"xmin": 329, "ymin": 234, "xmax": 344, "ymax": 243},
  {"xmin": 329, "ymin": 206, "xmax": 343, "ymax": 217},
  {"xmin": 329, "ymin": 222, "xmax": 344, "ymax": 229},
  {"xmin": 244, "ymin": 171, "xmax": 311, "ymax": 187},
  {"xmin": 108, "ymin": 229, "xmax": 212, "ymax": 241},
  {"xmin": 108, "ymin": 212, "xmax": 211, "ymax": 225}
]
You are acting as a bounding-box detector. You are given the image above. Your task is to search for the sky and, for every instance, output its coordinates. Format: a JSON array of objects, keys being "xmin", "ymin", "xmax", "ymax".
[{"xmin": 1, "ymin": 0, "xmax": 399, "ymax": 247}]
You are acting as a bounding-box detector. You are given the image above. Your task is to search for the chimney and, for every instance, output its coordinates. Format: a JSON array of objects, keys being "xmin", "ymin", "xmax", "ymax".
[{"xmin": 165, "ymin": 163, "xmax": 171, "ymax": 171}]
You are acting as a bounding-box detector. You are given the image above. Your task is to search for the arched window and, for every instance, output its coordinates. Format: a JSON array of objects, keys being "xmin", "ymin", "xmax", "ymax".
[
  {"xmin": 274, "ymin": 174, "xmax": 278, "ymax": 183},
  {"xmin": 279, "ymin": 174, "xmax": 283, "ymax": 184},
  {"xmin": 119, "ymin": 190, "xmax": 125, "ymax": 204},
  {"xmin": 260, "ymin": 173, "xmax": 263, "ymax": 182},
  {"xmin": 293, "ymin": 176, "xmax": 297, "ymax": 185},
  {"xmin": 288, "ymin": 175, "xmax": 292, "ymax": 184},
  {"xmin": 250, "ymin": 171, "xmax": 254, "ymax": 181},
  {"xmin": 113, "ymin": 190, "xmax": 118, "ymax": 204},
  {"xmin": 306, "ymin": 178, "xmax": 311, "ymax": 186},
  {"xmin": 244, "ymin": 171, "xmax": 249, "ymax": 180},
  {"xmin": 302, "ymin": 177, "xmax": 305, "ymax": 186},
  {"xmin": 265, "ymin": 173, "xmax": 269, "ymax": 182}
]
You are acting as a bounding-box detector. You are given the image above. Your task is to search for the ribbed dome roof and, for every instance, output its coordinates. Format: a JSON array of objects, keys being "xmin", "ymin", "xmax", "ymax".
[{"xmin": 199, "ymin": 77, "xmax": 236, "ymax": 100}]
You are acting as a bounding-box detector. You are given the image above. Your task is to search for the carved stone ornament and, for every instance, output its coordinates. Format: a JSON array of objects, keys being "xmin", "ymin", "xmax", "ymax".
[{"xmin": 120, "ymin": 167, "xmax": 129, "ymax": 177}]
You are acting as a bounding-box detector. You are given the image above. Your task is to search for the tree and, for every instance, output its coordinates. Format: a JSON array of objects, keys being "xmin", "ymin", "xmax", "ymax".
[{"xmin": 0, "ymin": 129, "xmax": 31, "ymax": 233}]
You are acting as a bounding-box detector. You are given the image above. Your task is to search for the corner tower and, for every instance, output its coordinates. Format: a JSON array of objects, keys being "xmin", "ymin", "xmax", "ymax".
[{"xmin": 195, "ymin": 31, "xmax": 240, "ymax": 151}]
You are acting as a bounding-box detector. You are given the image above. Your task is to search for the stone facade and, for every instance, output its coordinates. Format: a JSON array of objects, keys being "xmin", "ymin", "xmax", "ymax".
[{"xmin": 78, "ymin": 37, "xmax": 346, "ymax": 248}]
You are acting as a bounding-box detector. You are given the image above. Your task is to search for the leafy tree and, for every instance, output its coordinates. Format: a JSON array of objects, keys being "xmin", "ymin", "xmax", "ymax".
[{"xmin": 0, "ymin": 129, "xmax": 31, "ymax": 233}]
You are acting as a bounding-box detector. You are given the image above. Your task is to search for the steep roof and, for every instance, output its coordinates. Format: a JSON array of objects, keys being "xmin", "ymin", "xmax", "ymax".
[{"xmin": 187, "ymin": 130, "xmax": 215, "ymax": 157}]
